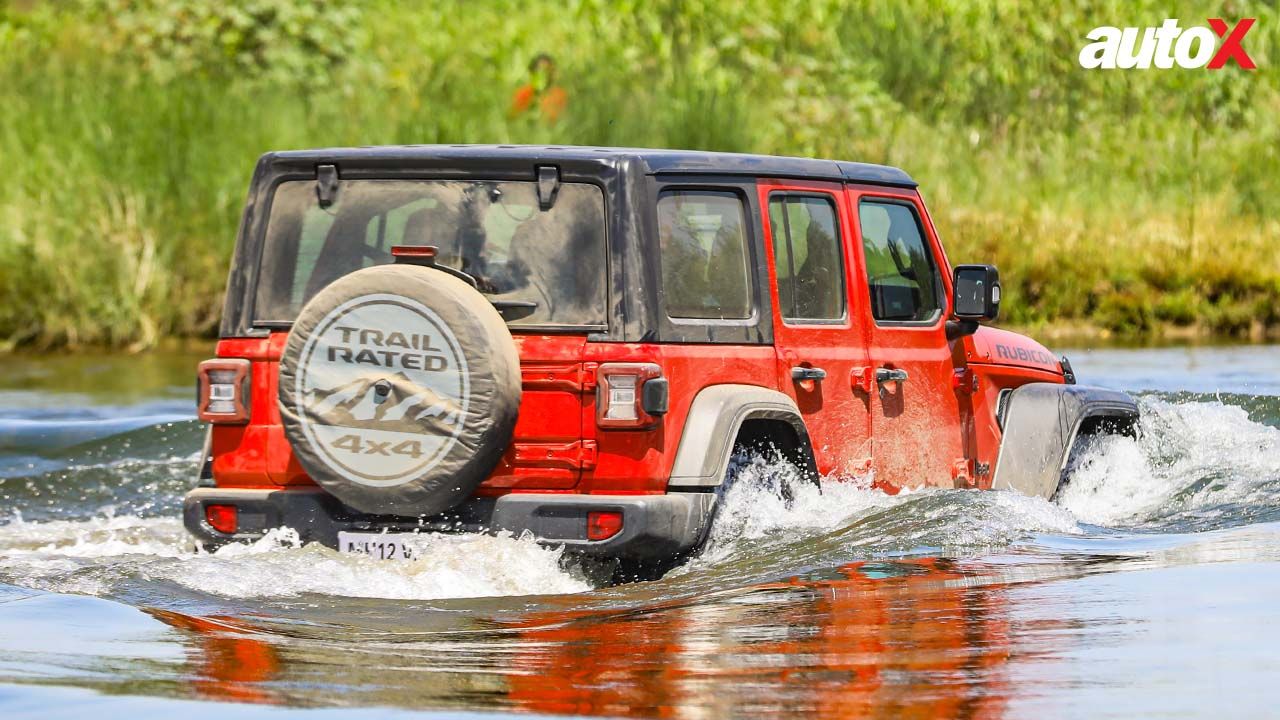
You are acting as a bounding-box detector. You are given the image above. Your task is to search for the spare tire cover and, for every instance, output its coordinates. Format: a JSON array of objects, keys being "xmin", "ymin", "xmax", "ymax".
[{"xmin": 278, "ymin": 264, "xmax": 521, "ymax": 516}]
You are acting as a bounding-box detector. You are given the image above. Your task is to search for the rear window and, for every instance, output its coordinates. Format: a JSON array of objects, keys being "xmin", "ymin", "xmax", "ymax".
[{"xmin": 253, "ymin": 179, "xmax": 607, "ymax": 327}]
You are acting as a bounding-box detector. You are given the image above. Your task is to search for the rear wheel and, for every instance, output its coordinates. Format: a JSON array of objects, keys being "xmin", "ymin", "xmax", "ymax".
[
  {"xmin": 607, "ymin": 421, "xmax": 820, "ymax": 585},
  {"xmin": 716, "ymin": 420, "xmax": 819, "ymax": 510},
  {"xmin": 689, "ymin": 421, "xmax": 819, "ymax": 565}
]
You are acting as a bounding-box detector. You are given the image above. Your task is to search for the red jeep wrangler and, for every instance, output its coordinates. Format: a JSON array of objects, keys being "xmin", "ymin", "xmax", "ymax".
[{"xmin": 185, "ymin": 146, "xmax": 1137, "ymax": 564}]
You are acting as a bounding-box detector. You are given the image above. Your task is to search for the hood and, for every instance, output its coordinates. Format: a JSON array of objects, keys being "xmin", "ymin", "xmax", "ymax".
[{"xmin": 967, "ymin": 326, "xmax": 1064, "ymax": 376}]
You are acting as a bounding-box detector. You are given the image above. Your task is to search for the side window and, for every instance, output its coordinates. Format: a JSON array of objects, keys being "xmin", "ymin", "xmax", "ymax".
[
  {"xmin": 768, "ymin": 194, "xmax": 845, "ymax": 322},
  {"xmin": 657, "ymin": 190, "xmax": 752, "ymax": 320},
  {"xmin": 858, "ymin": 199, "xmax": 943, "ymax": 323}
]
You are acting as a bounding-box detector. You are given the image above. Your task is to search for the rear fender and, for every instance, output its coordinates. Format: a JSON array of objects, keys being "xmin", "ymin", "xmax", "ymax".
[
  {"xmin": 667, "ymin": 384, "xmax": 816, "ymax": 490},
  {"xmin": 991, "ymin": 383, "xmax": 1138, "ymax": 500}
]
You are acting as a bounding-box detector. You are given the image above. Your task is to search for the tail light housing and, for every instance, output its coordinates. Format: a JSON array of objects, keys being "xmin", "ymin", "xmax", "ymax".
[
  {"xmin": 205, "ymin": 504, "xmax": 239, "ymax": 534},
  {"xmin": 596, "ymin": 363, "xmax": 667, "ymax": 429},
  {"xmin": 197, "ymin": 359, "xmax": 251, "ymax": 424}
]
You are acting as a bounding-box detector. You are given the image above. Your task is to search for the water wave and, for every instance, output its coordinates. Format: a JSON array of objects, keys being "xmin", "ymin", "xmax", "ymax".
[
  {"xmin": 0, "ymin": 393, "xmax": 1277, "ymax": 602},
  {"xmin": 0, "ymin": 426, "xmax": 199, "ymax": 522},
  {"xmin": 0, "ymin": 513, "xmax": 589, "ymax": 601}
]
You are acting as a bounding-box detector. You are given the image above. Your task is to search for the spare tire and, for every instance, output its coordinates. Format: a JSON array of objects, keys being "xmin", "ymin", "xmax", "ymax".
[{"xmin": 278, "ymin": 264, "xmax": 521, "ymax": 516}]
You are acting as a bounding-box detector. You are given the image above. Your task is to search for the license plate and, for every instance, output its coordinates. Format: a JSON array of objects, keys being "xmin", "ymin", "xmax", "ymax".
[{"xmin": 337, "ymin": 531, "xmax": 419, "ymax": 561}]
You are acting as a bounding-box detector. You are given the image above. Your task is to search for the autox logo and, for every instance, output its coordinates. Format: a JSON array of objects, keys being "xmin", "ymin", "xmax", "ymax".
[{"xmin": 1079, "ymin": 18, "xmax": 1257, "ymax": 69}]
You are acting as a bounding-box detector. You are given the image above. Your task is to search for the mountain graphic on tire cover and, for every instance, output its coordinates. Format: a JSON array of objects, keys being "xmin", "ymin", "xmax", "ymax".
[{"xmin": 305, "ymin": 372, "xmax": 463, "ymax": 436}]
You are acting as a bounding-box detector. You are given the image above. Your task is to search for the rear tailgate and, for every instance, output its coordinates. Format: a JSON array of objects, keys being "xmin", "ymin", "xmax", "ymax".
[
  {"xmin": 479, "ymin": 335, "xmax": 593, "ymax": 492},
  {"xmin": 210, "ymin": 333, "xmax": 593, "ymax": 494}
]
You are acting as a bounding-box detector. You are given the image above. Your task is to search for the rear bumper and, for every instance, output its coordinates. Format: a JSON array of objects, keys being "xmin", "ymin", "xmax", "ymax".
[{"xmin": 183, "ymin": 487, "xmax": 715, "ymax": 561}]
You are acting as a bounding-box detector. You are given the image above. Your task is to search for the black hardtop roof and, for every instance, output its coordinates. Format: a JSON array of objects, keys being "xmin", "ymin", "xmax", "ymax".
[{"xmin": 265, "ymin": 144, "xmax": 917, "ymax": 188}]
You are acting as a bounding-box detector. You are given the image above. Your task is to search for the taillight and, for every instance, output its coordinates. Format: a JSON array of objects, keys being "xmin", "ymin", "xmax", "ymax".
[
  {"xmin": 205, "ymin": 504, "xmax": 238, "ymax": 534},
  {"xmin": 197, "ymin": 359, "xmax": 251, "ymax": 424},
  {"xmin": 596, "ymin": 363, "xmax": 668, "ymax": 429},
  {"xmin": 587, "ymin": 511, "xmax": 623, "ymax": 540}
]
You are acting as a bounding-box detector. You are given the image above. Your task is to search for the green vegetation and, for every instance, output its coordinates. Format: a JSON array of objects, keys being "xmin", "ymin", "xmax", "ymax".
[{"xmin": 1, "ymin": 0, "xmax": 1277, "ymax": 349}]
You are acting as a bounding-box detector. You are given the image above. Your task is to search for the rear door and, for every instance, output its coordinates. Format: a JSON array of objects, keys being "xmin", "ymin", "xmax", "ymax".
[
  {"xmin": 849, "ymin": 187, "xmax": 964, "ymax": 489},
  {"xmin": 759, "ymin": 179, "xmax": 873, "ymax": 477}
]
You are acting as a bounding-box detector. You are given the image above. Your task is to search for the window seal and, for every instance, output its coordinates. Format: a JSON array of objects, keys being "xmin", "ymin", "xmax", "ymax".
[{"xmin": 250, "ymin": 319, "xmax": 608, "ymax": 334}]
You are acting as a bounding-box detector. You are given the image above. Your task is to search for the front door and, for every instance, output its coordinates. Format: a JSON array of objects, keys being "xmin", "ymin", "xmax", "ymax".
[
  {"xmin": 849, "ymin": 188, "xmax": 964, "ymax": 490},
  {"xmin": 759, "ymin": 180, "xmax": 873, "ymax": 478}
]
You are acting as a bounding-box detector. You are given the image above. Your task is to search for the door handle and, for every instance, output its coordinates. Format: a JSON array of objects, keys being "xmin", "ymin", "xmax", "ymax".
[
  {"xmin": 875, "ymin": 368, "xmax": 909, "ymax": 384},
  {"xmin": 791, "ymin": 366, "xmax": 828, "ymax": 382}
]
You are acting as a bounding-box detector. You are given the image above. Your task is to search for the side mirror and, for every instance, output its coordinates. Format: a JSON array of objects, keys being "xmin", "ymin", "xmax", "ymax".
[{"xmin": 952, "ymin": 264, "xmax": 1001, "ymax": 322}]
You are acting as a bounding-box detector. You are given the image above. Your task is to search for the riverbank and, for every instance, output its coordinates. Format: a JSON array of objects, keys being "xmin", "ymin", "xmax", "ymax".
[
  {"xmin": 1008, "ymin": 321, "xmax": 1280, "ymax": 348},
  {"xmin": 1, "ymin": 1, "xmax": 1276, "ymax": 350},
  {"xmin": 3, "ymin": 328, "xmax": 1278, "ymax": 361}
]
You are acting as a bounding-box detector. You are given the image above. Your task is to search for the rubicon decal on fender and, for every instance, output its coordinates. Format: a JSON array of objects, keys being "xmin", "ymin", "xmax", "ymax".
[
  {"xmin": 294, "ymin": 293, "xmax": 470, "ymax": 488},
  {"xmin": 993, "ymin": 344, "xmax": 1057, "ymax": 367}
]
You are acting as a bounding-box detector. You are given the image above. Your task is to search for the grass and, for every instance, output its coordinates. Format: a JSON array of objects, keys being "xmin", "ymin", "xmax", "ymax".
[{"xmin": 0, "ymin": 0, "xmax": 1278, "ymax": 349}]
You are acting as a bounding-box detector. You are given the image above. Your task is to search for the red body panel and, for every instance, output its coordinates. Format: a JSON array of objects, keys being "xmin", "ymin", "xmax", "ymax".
[
  {"xmin": 210, "ymin": 334, "xmax": 778, "ymax": 497},
  {"xmin": 581, "ymin": 342, "xmax": 777, "ymax": 494},
  {"xmin": 481, "ymin": 335, "xmax": 589, "ymax": 492},
  {"xmin": 213, "ymin": 333, "xmax": 597, "ymax": 493},
  {"xmin": 967, "ymin": 326, "xmax": 1063, "ymax": 375}
]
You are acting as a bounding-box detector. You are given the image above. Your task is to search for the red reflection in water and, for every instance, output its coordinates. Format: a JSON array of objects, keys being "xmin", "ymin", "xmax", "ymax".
[
  {"xmin": 148, "ymin": 609, "xmax": 281, "ymax": 704},
  {"xmin": 147, "ymin": 558, "xmax": 1019, "ymax": 717},
  {"xmin": 503, "ymin": 559, "xmax": 1011, "ymax": 718}
]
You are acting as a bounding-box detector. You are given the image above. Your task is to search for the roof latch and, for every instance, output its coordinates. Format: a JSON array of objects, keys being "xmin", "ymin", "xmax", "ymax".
[
  {"xmin": 536, "ymin": 165, "xmax": 560, "ymax": 210},
  {"xmin": 316, "ymin": 164, "xmax": 340, "ymax": 208}
]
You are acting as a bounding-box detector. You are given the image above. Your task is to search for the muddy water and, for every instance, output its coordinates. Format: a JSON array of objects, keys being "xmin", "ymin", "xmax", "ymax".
[{"xmin": 0, "ymin": 345, "xmax": 1278, "ymax": 718}]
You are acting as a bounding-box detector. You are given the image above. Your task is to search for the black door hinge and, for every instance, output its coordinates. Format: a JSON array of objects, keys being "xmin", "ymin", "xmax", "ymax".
[
  {"xmin": 536, "ymin": 165, "xmax": 560, "ymax": 210},
  {"xmin": 316, "ymin": 164, "xmax": 340, "ymax": 208}
]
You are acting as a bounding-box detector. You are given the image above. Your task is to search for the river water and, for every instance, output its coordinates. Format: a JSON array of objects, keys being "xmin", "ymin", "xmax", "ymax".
[{"xmin": 0, "ymin": 344, "xmax": 1277, "ymax": 718}]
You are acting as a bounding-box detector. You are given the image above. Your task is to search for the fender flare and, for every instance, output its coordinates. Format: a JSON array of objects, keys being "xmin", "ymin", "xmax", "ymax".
[
  {"xmin": 991, "ymin": 382, "xmax": 1139, "ymax": 500},
  {"xmin": 667, "ymin": 384, "xmax": 816, "ymax": 490}
]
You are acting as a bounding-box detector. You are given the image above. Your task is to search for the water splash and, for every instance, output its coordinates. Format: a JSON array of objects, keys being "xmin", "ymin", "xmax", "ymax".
[
  {"xmin": 677, "ymin": 451, "xmax": 1080, "ymax": 586},
  {"xmin": 0, "ymin": 514, "xmax": 589, "ymax": 601},
  {"xmin": 179, "ymin": 528, "xmax": 591, "ymax": 600},
  {"xmin": 698, "ymin": 453, "xmax": 898, "ymax": 561},
  {"xmin": 1058, "ymin": 396, "xmax": 1280, "ymax": 530}
]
